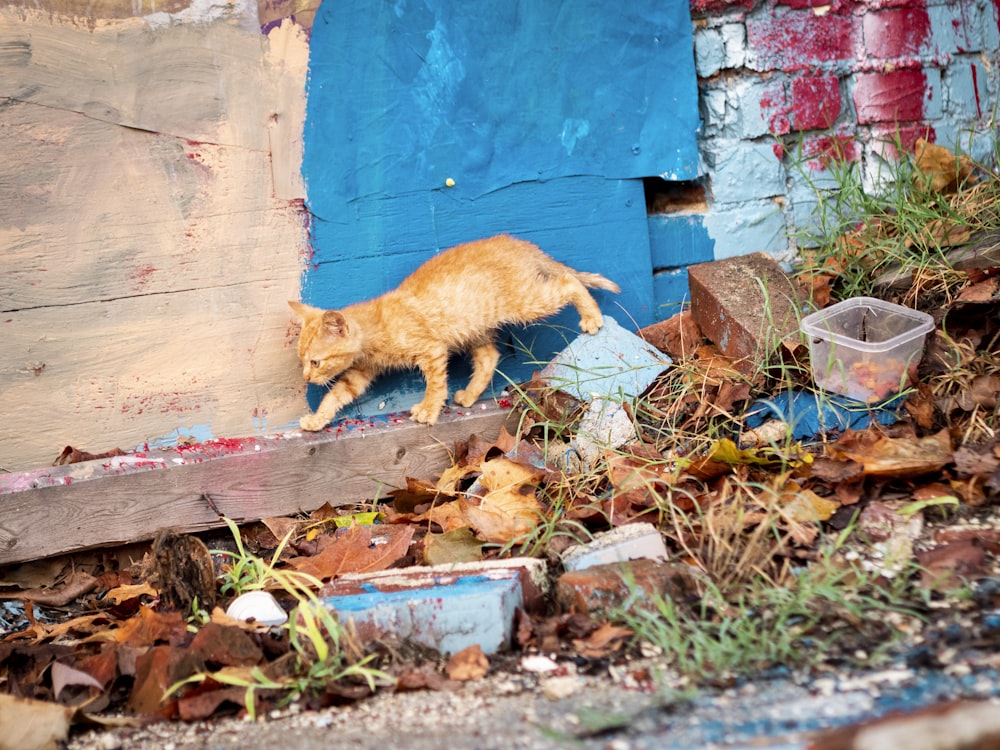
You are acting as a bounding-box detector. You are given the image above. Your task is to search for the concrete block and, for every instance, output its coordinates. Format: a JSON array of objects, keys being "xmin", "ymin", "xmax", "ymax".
[
  {"xmin": 703, "ymin": 200, "xmax": 789, "ymax": 260},
  {"xmin": 943, "ymin": 58, "xmax": 991, "ymax": 121},
  {"xmin": 540, "ymin": 316, "xmax": 669, "ymax": 403},
  {"xmin": 556, "ymin": 558, "xmax": 703, "ymax": 615},
  {"xmin": 687, "ymin": 251, "xmax": 812, "ymax": 370},
  {"xmin": 700, "ymin": 86, "xmax": 729, "ymax": 132},
  {"xmin": 561, "ymin": 522, "xmax": 668, "ymax": 571},
  {"xmin": 928, "ymin": 1, "xmax": 989, "ymax": 56},
  {"xmin": 731, "ymin": 78, "xmax": 773, "ymax": 140},
  {"xmin": 321, "ymin": 558, "xmax": 548, "ymax": 655},
  {"xmin": 695, "ymin": 27, "xmax": 725, "ymax": 78},
  {"xmin": 572, "ymin": 398, "xmax": 638, "ymax": 468},
  {"xmin": 706, "ymin": 140, "xmax": 786, "ymax": 203}
]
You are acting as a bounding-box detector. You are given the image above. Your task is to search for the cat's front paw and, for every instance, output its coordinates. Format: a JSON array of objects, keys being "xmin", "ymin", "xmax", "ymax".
[
  {"xmin": 453, "ymin": 388, "xmax": 477, "ymax": 408},
  {"xmin": 300, "ymin": 413, "xmax": 330, "ymax": 431},
  {"xmin": 410, "ymin": 401, "xmax": 442, "ymax": 425},
  {"xmin": 579, "ymin": 314, "xmax": 603, "ymax": 335}
]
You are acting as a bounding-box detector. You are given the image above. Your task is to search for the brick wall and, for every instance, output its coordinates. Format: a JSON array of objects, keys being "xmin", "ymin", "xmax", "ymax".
[{"xmin": 652, "ymin": 0, "xmax": 1000, "ymax": 315}]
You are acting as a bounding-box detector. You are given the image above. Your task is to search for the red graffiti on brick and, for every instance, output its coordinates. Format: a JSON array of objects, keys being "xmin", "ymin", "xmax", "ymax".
[
  {"xmin": 853, "ymin": 69, "xmax": 928, "ymax": 124},
  {"xmin": 747, "ymin": 12, "xmax": 860, "ymax": 70},
  {"xmin": 760, "ymin": 81, "xmax": 791, "ymax": 135},
  {"xmin": 863, "ymin": 5, "xmax": 930, "ymax": 59},
  {"xmin": 791, "ymin": 76, "xmax": 842, "ymax": 130},
  {"xmin": 870, "ymin": 124, "xmax": 937, "ymax": 158},
  {"xmin": 802, "ymin": 133, "xmax": 861, "ymax": 170}
]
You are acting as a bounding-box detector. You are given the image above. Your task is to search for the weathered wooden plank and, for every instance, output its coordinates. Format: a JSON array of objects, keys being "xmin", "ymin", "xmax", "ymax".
[
  {"xmin": 0, "ymin": 403, "xmax": 511, "ymax": 565},
  {"xmin": 0, "ymin": 9, "xmax": 311, "ymax": 472}
]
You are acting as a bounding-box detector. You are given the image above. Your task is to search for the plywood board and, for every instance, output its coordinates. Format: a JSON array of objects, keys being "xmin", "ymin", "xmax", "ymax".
[
  {"xmin": 0, "ymin": 403, "xmax": 511, "ymax": 565},
  {"xmin": 0, "ymin": 8, "xmax": 311, "ymax": 472}
]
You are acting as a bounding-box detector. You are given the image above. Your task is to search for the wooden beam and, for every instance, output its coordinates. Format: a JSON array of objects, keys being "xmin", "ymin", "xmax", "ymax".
[{"xmin": 0, "ymin": 404, "xmax": 510, "ymax": 566}]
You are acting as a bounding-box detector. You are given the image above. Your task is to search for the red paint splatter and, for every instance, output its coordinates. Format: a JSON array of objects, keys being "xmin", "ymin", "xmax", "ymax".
[
  {"xmin": 791, "ymin": 76, "xmax": 842, "ymax": 131},
  {"xmin": 863, "ymin": 5, "xmax": 930, "ymax": 59},
  {"xmin": 802, "ymin": 134, "xmax": 862, "ymax": 170},
  {"xmin": 747, "ymin": 12, "xmax": 859, "ymax": 71},
  {"xmin": 971, "ymin": 63, "xmax": 982, "ymax": 118},
  {"xmin": 853, "ymin": 69, "xmax": 928, "ymax": 124}
]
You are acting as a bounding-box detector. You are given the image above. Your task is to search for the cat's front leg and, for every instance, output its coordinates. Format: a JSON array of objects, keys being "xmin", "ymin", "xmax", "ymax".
[
  {"xmin": 410, "ymin": 350, "xmax": 449, "ymax": 425},
  {"xmin": 300, "ymin": 368, "xmax": 374, "ymax": 431}
]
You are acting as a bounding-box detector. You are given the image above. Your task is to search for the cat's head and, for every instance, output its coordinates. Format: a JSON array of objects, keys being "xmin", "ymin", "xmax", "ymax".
[{"xmin": 288, "ymin": 301, "xmax": 363, "ymax": 385}]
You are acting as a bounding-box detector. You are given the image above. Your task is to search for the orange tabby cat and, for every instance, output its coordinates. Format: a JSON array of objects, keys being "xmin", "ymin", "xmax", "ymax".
[{"xmin": 289, "ymin": 234, "xmax": 619, "ymax": 430}]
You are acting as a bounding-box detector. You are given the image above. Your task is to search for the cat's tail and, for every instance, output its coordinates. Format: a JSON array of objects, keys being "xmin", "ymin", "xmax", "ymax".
[{"xmin": 574, "ymin": 271, "xmax": 621, "ymax": 294}]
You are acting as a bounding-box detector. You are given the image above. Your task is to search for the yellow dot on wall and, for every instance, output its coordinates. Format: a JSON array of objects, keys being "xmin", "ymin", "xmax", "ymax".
[{"xmin": 445, "ymin": 178, "xmax": 455, "ymax": 187}]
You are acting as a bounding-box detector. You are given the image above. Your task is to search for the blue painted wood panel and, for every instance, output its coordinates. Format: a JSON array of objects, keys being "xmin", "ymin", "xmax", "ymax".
[
  {"xmin": 648, "ymin": 213, "xmax": 716, "ymax": 271},
  {"xmin": 303, "ymin": 177, "xmax": 652, "ymax": 419},
  {"xmin": 297, "ymin": 0, "xmax": 700, "ymax": 421},
  {"xmin": 303, "ymin": 1, "xmax": 700, "ymax": 220}
]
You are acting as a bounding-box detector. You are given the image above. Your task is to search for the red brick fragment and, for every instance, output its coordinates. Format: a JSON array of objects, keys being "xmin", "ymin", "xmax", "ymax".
[
  {"xmin": 687, "ymin": 253, "xmax": 812, "ymax": 372},
  {"xmin": 556, "ymin": 558, "xmax": 703, "ymax": 615}
]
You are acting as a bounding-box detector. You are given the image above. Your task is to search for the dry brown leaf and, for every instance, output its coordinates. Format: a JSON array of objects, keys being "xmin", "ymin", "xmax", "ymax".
[
  {"xmin": 638, "ymin": 311, "xmax": 702, "ymax": 360},
  {"xmin": 0, "ymin": 571, "xmax": 97, "ymax": 607},
  {"xmin": 915, "ymin": 137, "xmax": 975, "ymax": 193},
  {"xmin": 261, "ymin": 516, "xmax": 299, "ymax": 544},
  {"xmin": 51, "ymin": 661, "xmax": 104, "ymax": 700},
  {"xmin": 435, "ymin": 462, "xmax": 480, "ymax": 495},
  {"xmin": 288, "ymin": 524, "xmax": 414, "ymax": 580},
  {"xmin": 52, "ymin": 445, "xmax": 127, "ymax": 466},
  {"xmin": 445, "ymin": 644, "xmax": 489, "ymax": 681},
  {"xmin": 830, "ymin": 429, "xmax": 953, "ymax": 479},
  {"xmin": 462, "ymin": 490, "xmax": 542, "ymax": 544},
  {"xmin": 0, "ymin": 693, "xmax": 73, "ymax": 750},
  {"xmin": 103, "ymin": 582, "xmax": 157, "ymax": 605},
  {"xmin": 957, "ymin": 277, "xmax": 1000, "ymax": 303},
  {"xmin": 779, "ymin": 486, "xmax": 839, "ymax": 523}
]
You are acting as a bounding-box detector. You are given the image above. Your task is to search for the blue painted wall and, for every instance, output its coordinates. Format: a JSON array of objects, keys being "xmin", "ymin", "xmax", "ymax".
[{"xmin": 300, "ymin": 0, "xmax": 700, "ymax": 419}]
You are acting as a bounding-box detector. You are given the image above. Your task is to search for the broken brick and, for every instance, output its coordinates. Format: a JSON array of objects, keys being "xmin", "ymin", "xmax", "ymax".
[
  {"xmin": 687, "ymin": 252, "xmax": 812, "ymax": 371},
  {"xmin": 556, "ymin": 558, "xmax": 703, "ymax": 615}
]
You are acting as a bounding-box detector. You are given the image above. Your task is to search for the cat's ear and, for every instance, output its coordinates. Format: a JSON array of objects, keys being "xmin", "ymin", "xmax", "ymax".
[
  {"xmin": 320, "ymin": 310, "xmax": 349, "ymax": 337},
  {"xmin": 288, "ymin": 300, "xmax": 322, "ymax": 321}
]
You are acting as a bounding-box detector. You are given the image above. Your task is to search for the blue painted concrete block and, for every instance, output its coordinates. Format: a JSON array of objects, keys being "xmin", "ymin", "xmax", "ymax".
[
  {"xmin": 322, "ymin": 559, "xmax": 547, "ymax": 655},
  {"xmin": 540, "ymin": 316, "xmax": 670, "ymax": 402}
]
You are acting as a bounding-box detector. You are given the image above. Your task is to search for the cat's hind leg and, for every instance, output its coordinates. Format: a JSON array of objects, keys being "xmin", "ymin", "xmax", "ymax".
[
  {"xmin": 560, "ymin": 276, "xmax": 605, "ymax": 334},
  {"xmin": 411, "ymin": 347, "xmax": 450, "ymax": 425},
  {"xmin": 454, "ymin": 340, "xmax": 500, "ymax": 407}
]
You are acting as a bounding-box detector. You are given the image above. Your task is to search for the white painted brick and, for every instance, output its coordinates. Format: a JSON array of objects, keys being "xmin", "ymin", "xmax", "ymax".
[
  {"xmin": 706, "ymin": 140, "xmax": 786, "ymax": 203},
  {"xmin": 720, "ymin": 23, "xmax": 747, "ymax": 69},
  {"xmin": 695, "ymin": 27, "xmax": 725, "ymax": 78},
  {"xmin": 561, "ymin": 523, "xmax": 668, "ymax": 571},
  {"xmin": 704, "ymin": 200, "xmax": 790, "ymax": 261}
]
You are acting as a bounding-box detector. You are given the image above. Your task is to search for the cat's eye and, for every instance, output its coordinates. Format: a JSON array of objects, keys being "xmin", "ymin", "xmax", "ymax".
[{"xmin": 309, "ymin": 359, "xmax": 321, "ymax": 368}]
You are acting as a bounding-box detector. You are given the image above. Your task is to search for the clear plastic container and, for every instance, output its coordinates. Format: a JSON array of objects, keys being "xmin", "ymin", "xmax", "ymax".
[{"xmin": 800, "ymin": 297, "xmax": 934, "ymax": 403}]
